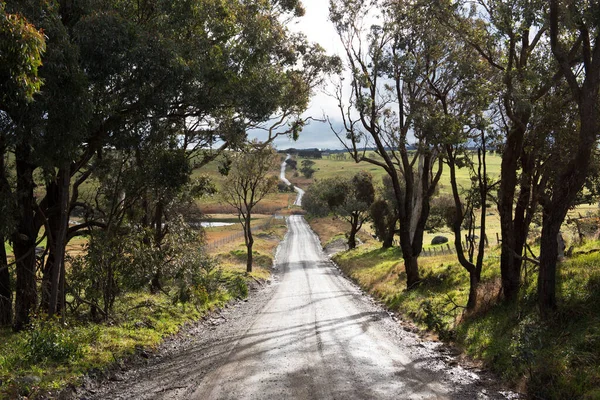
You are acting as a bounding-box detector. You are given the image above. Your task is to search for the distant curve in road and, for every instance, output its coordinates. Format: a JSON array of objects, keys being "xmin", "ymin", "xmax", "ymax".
[{"xmin": 280, "ymin": 154, "xmax": 304, "ymax": 206}]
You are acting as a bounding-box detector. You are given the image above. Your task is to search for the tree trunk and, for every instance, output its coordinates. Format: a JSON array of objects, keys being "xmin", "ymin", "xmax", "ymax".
[
  {"xmin": 399, "ymin": 203, "xmax": 421, "ymax": 289},
  {"xmin": 403, "ymin": 253, "xmax": 420, "ymax": 289},
  {"xmin": 538, "ymin": 214, "xmax": 562, "ymax": 315},
  {"xmin": 150, "ymin": 201, "xmax": 164, "ymax": 294},
  {"xmin": 48, "ymin": 166, "xmax": 69, "ymax": 317},
  {"xmin": 382, "ymin": 215, "xmax": 397, "ymax": 249},
  {"xmin": 40, "ymin": 179, "xmax": 58, "ymax": 312},
  {"xmin": 382, "ymin": 233, "xmax": 394, "ymax": 249},
  {"xmin": 245, "ymin": 214, "xmax": 254, "ymax": 273},
  {"xmin": 0, "ymin": 235, "xmax": 11, "ymax": 326},
  {"xmin": 348, "ymin": 214, "xmax": 358, "ymax": 250},
  {"xmin": 498, "ymin": 127, "xmax": 522, "ymax": 303},
  {"xmin": 13, "ymin": 143, "xmax": 38, "ymax": 331},
  {"xmin": 0, "ymin": 137, "xmax": 12, "ymax": 326},
  {"xmin": 466, "ymin": 270, "xmax": 481, "ymax": 310}
]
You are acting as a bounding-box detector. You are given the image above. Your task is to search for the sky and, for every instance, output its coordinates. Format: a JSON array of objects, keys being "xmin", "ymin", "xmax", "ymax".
[{"xmin": 249, "ymin": 0, "xmax": 346, "ymax": 150}]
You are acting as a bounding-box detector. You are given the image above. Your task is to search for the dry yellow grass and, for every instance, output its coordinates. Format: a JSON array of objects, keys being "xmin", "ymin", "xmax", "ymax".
[
  {"xmin": 199, "ymin": 192, "xmax": 295, "ymax": 214},
  {"xmin": 208, "ymin": 219, "xmax": 288, "ymax": 280},
  {"xmin": 307, "ymin": 216, "xmax": 376, "ymax": 247}
]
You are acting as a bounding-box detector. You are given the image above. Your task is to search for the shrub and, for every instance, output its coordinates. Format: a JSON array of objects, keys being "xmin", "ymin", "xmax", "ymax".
[{"xmin": 24, "ymin": 318, "xmax": 84, "ymax": 364}]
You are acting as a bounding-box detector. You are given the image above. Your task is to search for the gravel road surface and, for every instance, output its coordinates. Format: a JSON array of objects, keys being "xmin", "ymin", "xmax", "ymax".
[
  {"xmin": 280, "ymin": 155, "xmax": 304, "ymax": 206},
  {"xmin": 86, "ymin": 214, "xmax": 514, "ymax": 400}
]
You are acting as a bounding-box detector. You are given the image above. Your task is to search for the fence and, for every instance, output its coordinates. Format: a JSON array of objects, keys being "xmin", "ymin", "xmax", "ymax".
[
  {"xmin": 205, "ymin": 215, "xmax": 276, "ymax": 251},
  {"xmin": 412, "ymin": 234, "xmax": 500, "ymax": 258}
]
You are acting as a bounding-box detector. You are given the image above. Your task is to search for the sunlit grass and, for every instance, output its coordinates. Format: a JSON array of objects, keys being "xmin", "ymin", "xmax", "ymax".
[{"xmin": 324, "ymin": 220, "xmax": 600, "ymax": 399}]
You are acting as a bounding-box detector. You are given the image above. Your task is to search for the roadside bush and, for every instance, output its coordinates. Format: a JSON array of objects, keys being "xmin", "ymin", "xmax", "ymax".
[
  {"xmin": 23, "ymin": 318, "xmax": 86, "ymax": 364},
  {"xmin": 226, "ymin": 275, "xmax": 249, "ymax": 299},
  {"xmin": 285, "ymin": 158, "xmax": 297, "ymax": 170}
]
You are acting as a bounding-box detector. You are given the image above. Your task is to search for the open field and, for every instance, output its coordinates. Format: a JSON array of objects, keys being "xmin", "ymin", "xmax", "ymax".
[
  {"xmin": 298, "ymin": 152, "xmax": 502, "ymax": 195},
  {"xmin": 292, "ymin": 153, "xmax": 599, "ymax": 251}
]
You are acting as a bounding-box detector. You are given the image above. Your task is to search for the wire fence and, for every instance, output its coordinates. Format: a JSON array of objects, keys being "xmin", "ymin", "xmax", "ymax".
[
  {"xmin": 399, "ymin": 234, "xmax": 500, "ymax": 258},
  {"xmin": 205, "ymin": 215, "xmax": 276, "ymax": 251}
]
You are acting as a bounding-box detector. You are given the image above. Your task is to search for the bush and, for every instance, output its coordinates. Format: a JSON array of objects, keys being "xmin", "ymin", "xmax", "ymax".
[
  {"xmin": 24, "ymin": 318, "xmax": 85, "ymax": 364},
  {"xmin": 427, "ymin": 194, "xmax": 456, "ymax": 232},
  {"xmin": 227, "ymin": 275, "xmax": 249, "ymax": 299}
]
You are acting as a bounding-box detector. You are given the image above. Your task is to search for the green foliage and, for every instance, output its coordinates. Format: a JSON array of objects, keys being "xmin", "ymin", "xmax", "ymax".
[
  {"xmin": 304, "ymin": 172, "xmax": 375, "ymax": 221},
  {"xmin": 226, "ymin": 275, "xmax": 249, "ymax": 299},
  {"xmin": 300, "ymin": 159, "xmax": 316, "ymax": 178},
  {"xmin": 221, "ymin": 143, "xmax": 279, "ymax": 270},
  {"xmin": 68, "ymin": 217, "xmax": 217, "ymax": 317},
  {"xmin": 23, "ymin": 318, "xmax": 86, "ymax": 364},
  {"xmin": 0, "ymin": 1, "xmax": 46, "ymax": 104},
  {"xmin": 427, "ymin": 194, "xmax": 456, "ymax": 232}
]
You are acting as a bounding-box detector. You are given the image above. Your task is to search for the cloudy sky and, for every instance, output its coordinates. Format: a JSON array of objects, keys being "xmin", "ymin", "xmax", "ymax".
[{"xmin": 250, "ymin": 0, "xmax": 347, "ymax": 150}]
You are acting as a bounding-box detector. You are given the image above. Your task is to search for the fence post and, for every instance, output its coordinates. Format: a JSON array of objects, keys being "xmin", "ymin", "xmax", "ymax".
[{"xmin": 496, "ymin": 232, "xmax": 500, "ymax": 244}]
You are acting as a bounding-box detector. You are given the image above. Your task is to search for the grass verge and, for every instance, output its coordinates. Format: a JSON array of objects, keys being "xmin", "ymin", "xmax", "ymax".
[
  {"xmin": 0, "ymin": 219, "xmax": 287, "ymax": 399},
  {"xmin": 309, "ymin": 216, "xmax": 600, "ymax": 399}
]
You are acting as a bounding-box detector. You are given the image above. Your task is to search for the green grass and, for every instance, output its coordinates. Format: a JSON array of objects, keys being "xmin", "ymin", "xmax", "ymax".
[
  {"xmin": 0, "ymin": 292, "xmax": 217, "ymax": 399},
  {"xmin": 0, "ymin": 220, "xmax": 287, "ymax": 399},
  {"xmin": 326, "ymin": 235, "xmax": 600, "ymax": 399},
  {"xmin": 305, "ymin": 152, "xmax": 503, "ymax": 195}
]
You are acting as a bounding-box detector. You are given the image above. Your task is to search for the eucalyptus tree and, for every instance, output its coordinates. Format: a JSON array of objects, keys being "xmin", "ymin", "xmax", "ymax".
[
  {"xmin": 329, "ymin": 0, "xmax": 446, "ymax": 288},
  {"xmin": 0, "ymin": 1, "xmax": 45, "ymax": 326},
  {"xmin": 221, "ymin": 144, "xmax": 279, "ymax": 273},
  {"xmin": 411, "ymin": 11, "xmax": 498, "ymax": 310},
  {"xmin": 1, "ymin": 0, "xmax": 88, "ymax": 328},
  {"xmin": 303, "ymin": 172, "xmax": 375, "ymax": 249},
  {"xmin": 431, "ymin": 0, "xmax": 562, "ymax": 304},
  {"xmin": 536, "ymin": 1, "xmax": 600, "ymax": 314}
]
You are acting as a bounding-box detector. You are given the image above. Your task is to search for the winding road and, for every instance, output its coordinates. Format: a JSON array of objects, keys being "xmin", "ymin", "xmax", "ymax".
[
  {"xmin": 280, "ymin": 154, "xmax": 304, "ymax": 206},
  {"xmin": 88, "ymin": 158, "xmax": 510, "ymax": 400}
]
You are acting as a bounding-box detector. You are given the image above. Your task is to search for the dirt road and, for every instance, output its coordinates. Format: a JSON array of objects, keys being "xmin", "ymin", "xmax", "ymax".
[
  {"xmin": 88, "ymin": 214, "xmax": 512, "ymax": 399},
  {"xmin": 280, "ymin": 155, "xmax": 304, "ymax": 206}
]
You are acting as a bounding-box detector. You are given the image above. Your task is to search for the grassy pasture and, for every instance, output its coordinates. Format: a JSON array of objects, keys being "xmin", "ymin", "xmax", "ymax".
[{"xmin": 304, "ymin": 152, "xmax": 502, "ymax": 196}]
